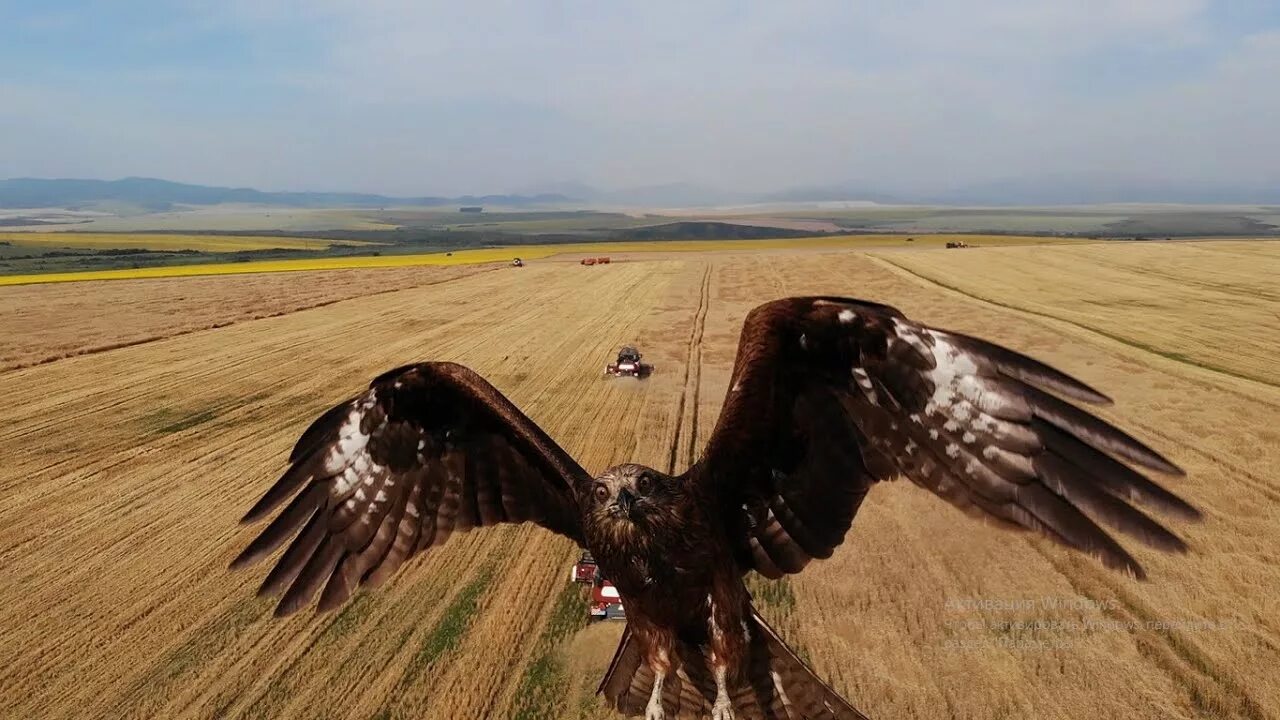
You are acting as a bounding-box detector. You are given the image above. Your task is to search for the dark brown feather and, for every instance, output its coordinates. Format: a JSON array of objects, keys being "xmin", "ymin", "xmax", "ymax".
[
  {"xmin": 257, "ymin": 504, "xmax": 327, "ymax": 597},
  {"xmin": 287, "ymin": 398, "xmax": 356, "ymax": 463},
  {"xmin": 689, "ymin": 296, "xmax": 1197, "ymax": 582},
  {"xmin": 276, "ymin": 536, "xmax": 344, "ymax": 617},
  {"xmin": 1010, "ymin": 483, "xmax": 1144, "ymax": 577},
  {"xmin": 364, "ymin": 473, "xmax": 429, "ymax": 589},
  {"xmin": 597, "ymin": 609, "xmax": 870, "ymax": 719},
  {"xmin": 946, "ymin": 330, "xmax": 1113, "ymax": 404},
  {"xmin": 1035, "ymin": 419, "xmax": 1201, "ymax": 520},
  {"xmin": 1034, "ymin": 452, "xmax": 1188, "ymax": 552},
  {"xmin": 232, "ymin": 362, "xmax": 590, "ymax": 616},
  {"xmin": 1020, "ymin": 382, "xmax": 1183, "ymax": 475},
  {"xmin": 230, "ymin": 483, "xmax": 325, "ymax": 569},
  {"xmin": 240, "ymin": 451, "xmax": 327, "ymax": 524}
]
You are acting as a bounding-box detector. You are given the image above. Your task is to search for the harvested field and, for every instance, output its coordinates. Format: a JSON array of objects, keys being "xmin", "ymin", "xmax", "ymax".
[
  {"xmin": 1, "ymin": 240, "xmax": 1277, "ymax": 720},
  {"xmin": 0, "ymin": 264, "xmax": 487, "ymax": 370},
  {"xmin": 873, "ymin": 240, "xmax": 1280, "ymax": 387}
]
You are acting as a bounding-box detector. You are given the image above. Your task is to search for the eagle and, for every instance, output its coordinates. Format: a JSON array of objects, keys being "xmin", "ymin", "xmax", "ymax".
[{"xmin": 230, "ymin": 296, "xmax": 1197, "ymax": 720}]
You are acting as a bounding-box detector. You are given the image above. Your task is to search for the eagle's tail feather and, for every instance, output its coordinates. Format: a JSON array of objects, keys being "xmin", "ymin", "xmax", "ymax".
[
  {"xmin": 596, "ymin": 610, "xmax": 871, "ymax": 719},
  {"xmin": 598, "ymin": 625, "xmax": 715, "ymax": 717},
  {"xmin": 744, "ymin": 608, "xmax": 871, "ymax": 720}
]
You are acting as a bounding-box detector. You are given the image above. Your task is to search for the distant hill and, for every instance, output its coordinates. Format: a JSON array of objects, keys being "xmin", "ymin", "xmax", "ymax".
[
  {"xmin": 930, "ymin": 176, "xmax": 1280, "ymax": 206},
  {"xmin": 0, "ymin": 177, "xmax": 573, "ymax": 210},
  {"xmin": 4, "ymin": 175, "xmax": 1276, "ymax": 212},
  {"xmin": 758, "ymin": 185, "xmax": 908, "ymax": 205},
  {"xmin": 580, "ymin": 178, "xmax": 1278, "ymax": 207},
  {"xmin": 613, "ymin": 221, "xmax": 822, "ymax": 240}
]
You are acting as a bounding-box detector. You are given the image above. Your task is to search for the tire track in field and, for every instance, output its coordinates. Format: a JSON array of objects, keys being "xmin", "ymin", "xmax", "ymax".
[
  {"xmin": 1124, "ymin": 417, "xmax": 1280, "ymax": 502},
  {"xmin": 1084, "ymin": 254, "xmax": 1280, "ymax": 304},
  {"xmin": 685, "ymin": 264, "xmax": 713, "ymax": 468},
  {"xmin": 668, "ymin": 262, "xmax": 712, "ymax": 474},
  {"xmin": 1032, "ymin": 545, "xmax": 1268, "ymax": 720}
]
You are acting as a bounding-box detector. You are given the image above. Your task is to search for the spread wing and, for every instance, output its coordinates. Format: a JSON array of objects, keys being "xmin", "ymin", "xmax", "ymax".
[
  {"xmin": 230, "ymin": 362, "xmax": 588, "ymax": 616},
  {"xmin": 691, "ymin": 297, "xmax": 1199, "ymax": 580}
]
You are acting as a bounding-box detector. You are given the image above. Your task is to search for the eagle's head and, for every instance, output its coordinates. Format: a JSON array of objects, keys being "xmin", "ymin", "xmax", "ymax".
[{"xmin": 586, "ymin": 463, "xmax": 680, "ymax": 535}]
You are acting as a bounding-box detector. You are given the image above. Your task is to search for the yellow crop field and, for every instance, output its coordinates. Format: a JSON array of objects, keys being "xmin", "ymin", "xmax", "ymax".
[
  {"xmin": 1, "ymin": 241, "xmax": 1276, "ymax": 720},
  {"xmin": 0, "ymin": 233, "xmax": 1072, "ymax": 286},
  {"xmin": 0, "ymin": 231, "xmax": 369, "ymax": 252}
]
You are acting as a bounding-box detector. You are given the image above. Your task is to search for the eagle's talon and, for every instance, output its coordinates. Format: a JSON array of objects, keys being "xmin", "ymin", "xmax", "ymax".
[
  {"xmin": 712, "ymin": 698, "xmax": 735, "ymax": 720},
  {"xmin": 646, "ymin": 658, "xmax": 667, "ymax": 720}
]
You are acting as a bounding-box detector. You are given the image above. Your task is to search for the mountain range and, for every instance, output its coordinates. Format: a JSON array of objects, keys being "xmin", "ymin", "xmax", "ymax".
[
  {"xmin": 1, "ymin": 175, "xmax": 1276, "ymax": 210},
  {"xmin": 0, "ymin": 177, "xmax": 571, "ymax": 211}
]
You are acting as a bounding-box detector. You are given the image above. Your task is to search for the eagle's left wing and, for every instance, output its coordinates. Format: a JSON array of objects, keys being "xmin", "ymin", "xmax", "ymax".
[
  {"xmin": 690, "ymin": 297, "xmax": 1200, "ymax": 580},
  {"xmin": 230, "ymin": 362, "xmax": 589, "ymax": 616}
]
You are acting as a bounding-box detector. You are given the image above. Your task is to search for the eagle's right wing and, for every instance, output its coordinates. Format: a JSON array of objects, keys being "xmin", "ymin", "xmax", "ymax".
[
  {"xmin": 691, "ymin": 297, "xmax": 1199, "ymax": 580},
  {"xmin": 230, "ymin": 362, "xmax": 589, "ymax": 616}
]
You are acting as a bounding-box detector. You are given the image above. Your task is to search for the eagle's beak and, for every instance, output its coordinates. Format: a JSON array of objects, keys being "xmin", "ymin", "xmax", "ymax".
[{"xmin": 613, "ymin": 488, "xmax": 636, "ymax": 517}]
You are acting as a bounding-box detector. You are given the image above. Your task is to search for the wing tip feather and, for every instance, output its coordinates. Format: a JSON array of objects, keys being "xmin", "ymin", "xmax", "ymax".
[
  {"xmin": 272, "ymin": 600, "xmax": 304, "ymax": 618},
  {"xmin": 1180, "ymin": 503, "xmax": 1204, "ymax": 522},
  {"xmin": 945, "ymin": 329, "xmax": 1115, "ymax": 405},
  {"xmin": 314, "ymin": 594, "xmax": 346, "ymax": 615},
  {"xmin": 239, "ymin": 505, "xmax": 272, "ymax": 525},
  {"xmin": 1157, "ymin": 496, "xmax": 1202, "ymax": 523},
  {"xmin": 228, "ymin": 551, "xmax": 258, "ymax": 571},
  {"xmin": 1090, "ymin": 543, "xmax": 1147, "ymax": 581},
  {"xmin": 1123, "ymin": 562, "xmax": 1148, "ymax": 582}
]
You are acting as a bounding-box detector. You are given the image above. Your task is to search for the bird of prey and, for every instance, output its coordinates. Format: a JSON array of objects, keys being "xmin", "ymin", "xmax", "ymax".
[{"xmin": 230, "ymin": 296, "xmax": 1197, "ymax": 720}]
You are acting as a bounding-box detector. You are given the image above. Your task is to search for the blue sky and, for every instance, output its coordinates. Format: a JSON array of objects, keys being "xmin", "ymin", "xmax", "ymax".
[{"xmin": 2, "ymin": 1, "xmax": 1279, "ymax": 196}]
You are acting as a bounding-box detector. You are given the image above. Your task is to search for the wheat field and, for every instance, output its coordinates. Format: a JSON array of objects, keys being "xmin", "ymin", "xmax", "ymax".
[{"xmin": 1, "ymin": 240, "xmax": 1277, "ymax": 720}]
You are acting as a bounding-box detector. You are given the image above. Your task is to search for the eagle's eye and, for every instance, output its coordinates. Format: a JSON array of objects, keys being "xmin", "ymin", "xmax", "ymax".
[
  {"xmin": 593, "ymin": 484, "xmax": 609, "ymax": 503},
  {"xmin": 636, "ymin": 474, "xmax": 652, "ymax": 495}
]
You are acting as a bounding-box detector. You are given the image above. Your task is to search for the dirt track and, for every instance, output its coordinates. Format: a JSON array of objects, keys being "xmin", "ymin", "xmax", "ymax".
[{"xmin": 1, "ymin": 243, "xmax": 1277, "ymax": 719}]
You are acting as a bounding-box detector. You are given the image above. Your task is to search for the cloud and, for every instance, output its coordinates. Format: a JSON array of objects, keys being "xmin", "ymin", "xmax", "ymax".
[{"xmin": 1, "ymin": 1, "xmax": 1276, "ymax": 196}]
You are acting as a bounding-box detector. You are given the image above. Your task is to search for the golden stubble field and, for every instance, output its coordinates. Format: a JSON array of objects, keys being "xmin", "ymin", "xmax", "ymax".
[
  {"xmin": 0, "ymin": 265, "xmax": 489, "ymax": 371},
  {"xmin": 1, "ymin": 240, "xmax": 1277, "ymax": 720}
]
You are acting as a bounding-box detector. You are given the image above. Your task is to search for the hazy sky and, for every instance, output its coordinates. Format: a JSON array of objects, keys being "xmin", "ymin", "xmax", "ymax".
[{"xmin": 2, "ymin": 1, "xmax": 1279, "ymax": 196}]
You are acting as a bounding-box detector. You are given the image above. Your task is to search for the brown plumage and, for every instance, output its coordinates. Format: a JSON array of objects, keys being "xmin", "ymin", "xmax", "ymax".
[{"xmin": 230, "ymin": 296, "xmax": 1198, "ymax": 719}]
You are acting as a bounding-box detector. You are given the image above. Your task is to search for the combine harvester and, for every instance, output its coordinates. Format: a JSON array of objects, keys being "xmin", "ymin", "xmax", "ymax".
[
  {"xmin": 571, "ymin": 552, "xmax": 625, "ymax": 622},
  {"xmin": 605, "ymin": 346, "xmax": 653, "ymax": 379}
]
